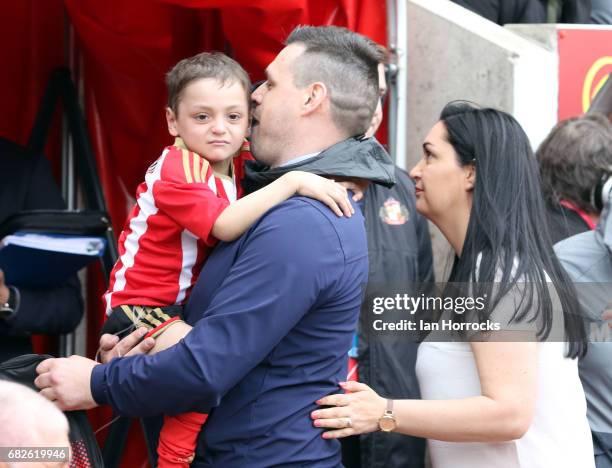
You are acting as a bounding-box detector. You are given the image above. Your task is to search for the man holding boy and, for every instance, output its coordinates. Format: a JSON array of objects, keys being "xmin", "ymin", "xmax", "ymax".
[
  {"xmin": 101, "ymin": 51, "xmax": 355, "ymax": 467},
  {"xmin": 35, "ymin": 26, "xmax": 394, "ymax": 467}
]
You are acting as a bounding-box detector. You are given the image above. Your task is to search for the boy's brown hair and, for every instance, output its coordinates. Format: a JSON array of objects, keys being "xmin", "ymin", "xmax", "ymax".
[{"xmin": 166, "ymin": 52, "xmax": 251, "ymax": 114}]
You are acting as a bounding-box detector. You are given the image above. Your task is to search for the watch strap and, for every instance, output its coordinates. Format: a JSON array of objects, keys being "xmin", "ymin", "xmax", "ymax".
[
  {"xmin": 378, "ymin": 399, "xmax": 397, "ymax": 432},
  {"xmin": 0, "ymin": 285, "xmax": 19, "ymax": 320}
]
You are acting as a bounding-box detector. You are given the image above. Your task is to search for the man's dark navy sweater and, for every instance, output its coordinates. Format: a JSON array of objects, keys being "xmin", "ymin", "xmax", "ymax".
[
  {"xmin": 91, "ymin": 137, "xmax": 395, "ymax": 466},
  {"xmin": 91, "ymin": 196, "xmax": 368, "ymax": 467}
]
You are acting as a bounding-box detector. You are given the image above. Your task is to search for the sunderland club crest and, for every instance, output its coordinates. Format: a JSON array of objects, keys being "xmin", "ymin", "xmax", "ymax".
[{"xmin": 379, "ymin": 197, "xmax": 408, "ymax": 225}]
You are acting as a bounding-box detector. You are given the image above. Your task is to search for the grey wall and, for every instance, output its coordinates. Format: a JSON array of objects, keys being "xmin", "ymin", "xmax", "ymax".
[{"xmin": 402, "ymin": 0, "xmax": 558, "ymax": 279}]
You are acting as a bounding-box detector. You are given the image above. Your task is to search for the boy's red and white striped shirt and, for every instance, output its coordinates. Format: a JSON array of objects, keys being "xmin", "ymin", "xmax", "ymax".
[{"xmin": 103, "ymin": 137, "xmax": 251, "ymax": 313}]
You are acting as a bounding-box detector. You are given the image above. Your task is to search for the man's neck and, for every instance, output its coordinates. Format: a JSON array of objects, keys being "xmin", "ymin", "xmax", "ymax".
[
  {"xmin": 271, "ymin": 130, "xmax": 346, "ymax": 168},
  {"xmin": 275, "ymin": 151, "xmax": 321, "ymax": 168}
]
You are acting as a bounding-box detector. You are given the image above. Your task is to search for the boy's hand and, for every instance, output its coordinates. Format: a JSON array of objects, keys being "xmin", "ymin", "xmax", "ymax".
[
  {"xmin": 288, "ymin": 171, "xmax": 354, "ymax": 217},
  {"xmin": 97, "ymin": 327, "xmax": 156, "ymax": 364},
  {"xmin": 338, "ymin": 179, "xmax": 370, "ymax": 202}
]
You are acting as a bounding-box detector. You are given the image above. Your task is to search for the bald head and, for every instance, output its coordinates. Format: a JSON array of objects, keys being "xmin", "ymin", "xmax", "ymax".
[{"xmin": 0, "ymin": 381, "xmax": 70, "ymax": 467}]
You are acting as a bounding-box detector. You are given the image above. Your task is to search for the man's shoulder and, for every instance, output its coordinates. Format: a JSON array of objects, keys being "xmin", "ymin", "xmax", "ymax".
[
  {"xmin": 276, "ymin": 196, "xmax": 364, "ymax": 231},
  {"xmin": 555, "ymin": 231, "xmax": 609, "ymax": 281},
  {"xmin": 555, "ymin": 230, "xmax": 600, "ymax": 259},
  {"xmin": 367, "ymin": 165, "xmax": 415, "ymax": 200},
  {"xmin": 254, "ymin": 196, "xmax": 367, "ymax": 262},
  {"xmin": 393, "ymin": 165, "xmax": 413, "ymax": 182},
  {"xmin": 264, "ymin": 196, "xmax": 363, "ymax": 225}
]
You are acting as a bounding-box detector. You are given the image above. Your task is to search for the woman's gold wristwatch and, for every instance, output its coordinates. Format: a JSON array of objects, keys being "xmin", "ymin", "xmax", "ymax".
[{"xmin": 378, "ymin": 399, "xmax": 397, "ymax": 432}]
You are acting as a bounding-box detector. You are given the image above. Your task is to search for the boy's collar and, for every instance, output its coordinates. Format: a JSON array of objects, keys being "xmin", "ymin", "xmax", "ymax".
[{"xmin": 172, "ymin": 137, "xmax": 235, "ymax": 180}]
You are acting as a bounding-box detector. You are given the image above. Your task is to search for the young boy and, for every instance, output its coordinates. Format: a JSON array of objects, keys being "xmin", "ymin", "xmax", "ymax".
[{"xmin": 101, "ymin": 52, "xmax": 353, "ymax": 467}]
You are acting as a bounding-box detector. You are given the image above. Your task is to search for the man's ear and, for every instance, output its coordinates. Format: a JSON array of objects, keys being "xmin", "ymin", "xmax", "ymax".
[
  {"xmin": 302, "ymin": 82, "xmax": 327, "ymax": 115},
  {"xmin": 166, "ymin": 107, "xmax": 179, "ymax": 137},
  {"xmin": 464, "ymin": 162, "xmax": 476, "ymax": 192}
]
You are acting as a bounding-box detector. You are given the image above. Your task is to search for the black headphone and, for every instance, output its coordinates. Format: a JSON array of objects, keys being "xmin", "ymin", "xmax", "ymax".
[{"xmin": 591, "ymin": 170, "xmax": 612, "ymax": 212}]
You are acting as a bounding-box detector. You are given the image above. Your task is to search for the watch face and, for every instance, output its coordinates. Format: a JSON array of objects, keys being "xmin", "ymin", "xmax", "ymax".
[{"xmin": 379, "ymin": 415, "xmax": 396, "ymax": 432}]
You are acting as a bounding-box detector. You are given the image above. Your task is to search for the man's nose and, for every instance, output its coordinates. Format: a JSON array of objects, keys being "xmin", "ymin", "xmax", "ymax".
[{"xmin": 250, "ymin": 80, "xmax": 265, "ymax": 103}]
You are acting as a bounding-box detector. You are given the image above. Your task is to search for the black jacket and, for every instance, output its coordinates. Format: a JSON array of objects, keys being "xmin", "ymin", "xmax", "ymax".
[
  {"xmin": 546, "ymin": 202, "xmax": 591, "ymax": 245},
  {"xmin": 243, "ymin": 137, "xmax": 396, "ymax": 193},
  {"xmin": 357, "ymin": 166, "xmax": 434, "ymax": 468},
  {"xmin": 0, "ymin": 138, "xmax": 83, "ymax": 362}
]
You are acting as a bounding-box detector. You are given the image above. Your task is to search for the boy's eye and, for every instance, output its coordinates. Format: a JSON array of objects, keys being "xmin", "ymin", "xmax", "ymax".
[
  {"xmin": 195, "ymin": 114, "xmax": 209, "ymax": 122},
  {"xmin": 228, "ymin": 113, "xmax": 242, "ymax": 121}
]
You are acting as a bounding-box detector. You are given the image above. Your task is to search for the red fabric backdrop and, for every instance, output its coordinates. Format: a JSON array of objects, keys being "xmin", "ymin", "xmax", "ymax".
[{"xmin": 0, "ymin": 1, "xmax": 386, "ymax": 466}]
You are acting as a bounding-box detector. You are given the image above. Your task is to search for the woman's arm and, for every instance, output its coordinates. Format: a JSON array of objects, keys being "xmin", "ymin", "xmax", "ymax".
[
  {"xmin": 313, "ymin": 339, "xmax": 538, "ymax": 443},
  {"xmin": 212, "ymin": 171, "xmax": 353, "ymax": 242}
]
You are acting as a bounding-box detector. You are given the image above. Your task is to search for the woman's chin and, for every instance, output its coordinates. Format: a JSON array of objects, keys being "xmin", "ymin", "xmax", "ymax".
[{"xmin": 414, "ymin": 199, "xmax": 428, "ymax": 217}]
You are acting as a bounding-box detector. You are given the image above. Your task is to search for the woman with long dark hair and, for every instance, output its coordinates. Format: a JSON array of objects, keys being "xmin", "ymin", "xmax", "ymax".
[{"xmin": 312, "ymin": 102, "xmax": 593, "ymax": 467}]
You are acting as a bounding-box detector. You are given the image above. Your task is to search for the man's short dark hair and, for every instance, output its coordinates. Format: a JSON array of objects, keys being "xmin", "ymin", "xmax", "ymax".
[
  {"xmin": 537, "ymin": 113, "xmax": 612, "ymax": 213},
  {"xmin": 166, "ymin": 52, "xmax": 251, "ymax": 114},
  {"xmin": 286, "ymin": 26, "xmax": 385, "ymax": 137}
]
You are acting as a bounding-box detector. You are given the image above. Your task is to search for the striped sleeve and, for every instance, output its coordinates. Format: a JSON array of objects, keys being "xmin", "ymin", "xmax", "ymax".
[{"xmin": 152, "ymin": 146, "xmax": 228, "ymax": 246}]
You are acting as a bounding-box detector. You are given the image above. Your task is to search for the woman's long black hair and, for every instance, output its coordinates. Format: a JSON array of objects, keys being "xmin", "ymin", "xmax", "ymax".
[{"xmin": 441, "ymin": 101, "xmax": 587, "ymax": 358}]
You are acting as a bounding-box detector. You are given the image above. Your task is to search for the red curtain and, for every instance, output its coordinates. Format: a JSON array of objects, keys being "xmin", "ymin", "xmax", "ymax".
[
  {"xmin": 0, "ymin": 0, "xmax": 64, "ymax": 169},
  {"xmin": 0, "ymin": 1, "xmax": 386, "ymax": 465},
  {"xmin": 61, "ymin": 0, "xmax": 387, "ymax": 239}
]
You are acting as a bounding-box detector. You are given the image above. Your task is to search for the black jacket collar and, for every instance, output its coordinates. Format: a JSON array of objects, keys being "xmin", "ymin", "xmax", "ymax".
[{"xmin": 242, "ymin": 137, "xmax": 396, "ymax": 194}]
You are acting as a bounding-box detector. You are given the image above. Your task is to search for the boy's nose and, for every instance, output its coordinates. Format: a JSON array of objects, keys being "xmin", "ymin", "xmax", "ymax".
[{"xmin": 212, "ymin": 118, "xmax": 227, "ymax": 133}]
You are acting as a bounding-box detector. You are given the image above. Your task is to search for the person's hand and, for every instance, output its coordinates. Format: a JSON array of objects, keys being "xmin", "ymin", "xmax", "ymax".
[
  {"xmin": 338, "ymin": 179, "xmax": 371, "ymax": 202},
  {"xmin": 98, "ymin": 327, "xmax": 156, "ymax": 364},
  {"xmin": 311, "ymin": 381, "xmax": 386, "ymax": 439},
  {"xmin": 603, "ymin": 307, "xmax": 612, "ymax": 329},
  {"xmin": 34, "ymin": 356, "xmax": 99, "ymax": 411},
  {"xmin": 0, "ymin": 269, "xmax": 10, "ymax": 304},
  {"xmin": 286, "ymin": 171, "xmax": 354, "ymax": 217}
]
